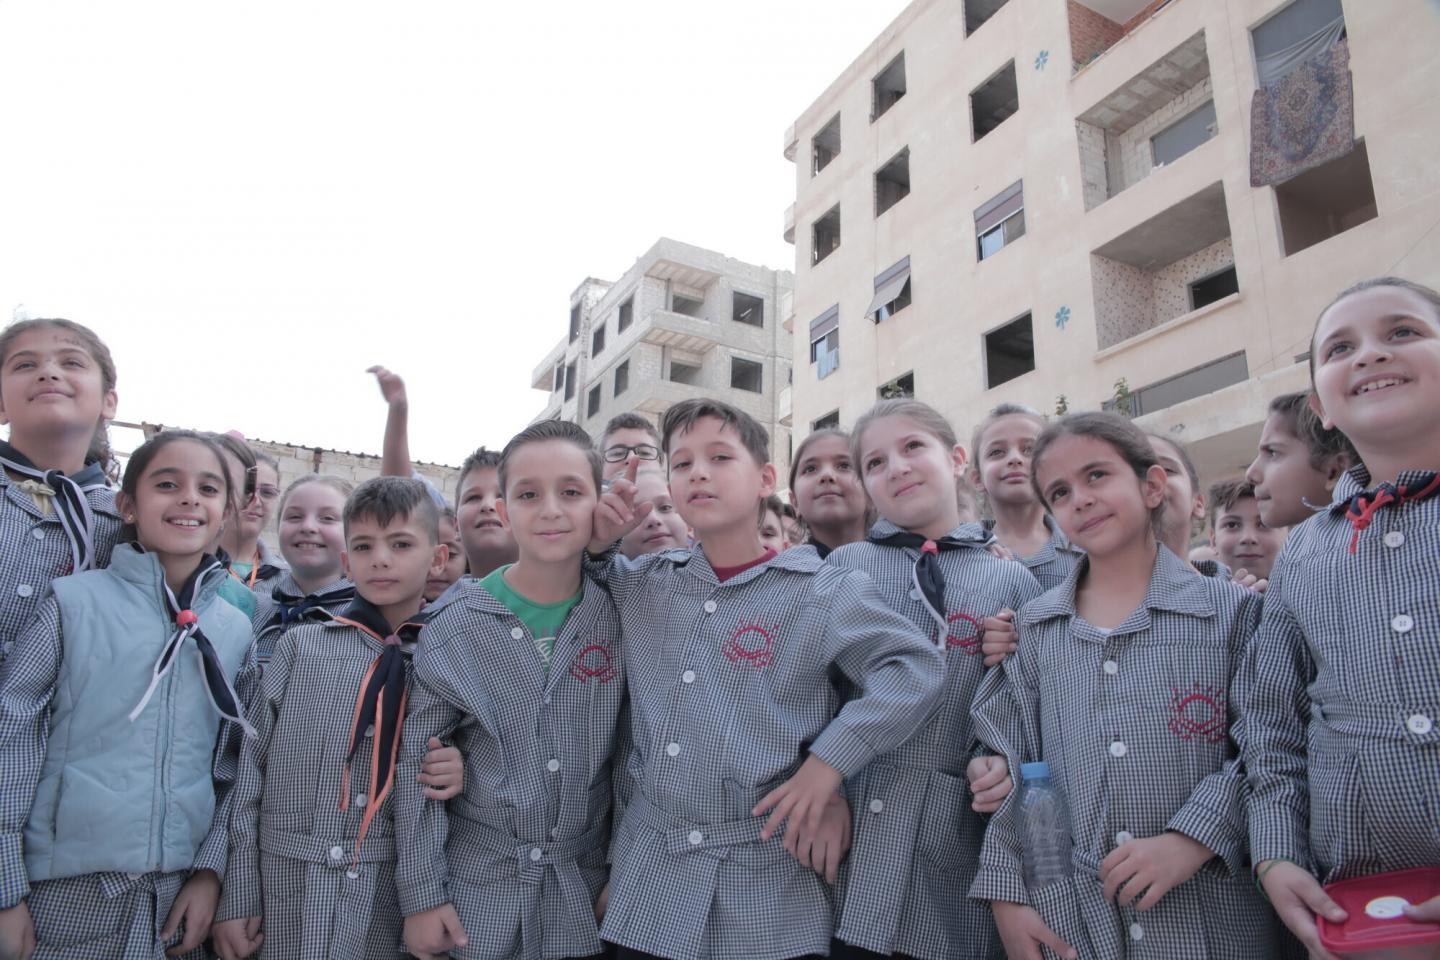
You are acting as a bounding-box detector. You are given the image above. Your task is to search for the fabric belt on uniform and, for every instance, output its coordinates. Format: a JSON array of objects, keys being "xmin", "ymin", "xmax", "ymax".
[
  {"xmin": 447, "ymin": 803, "xmax": 609, "ymax": 884},
  {"xmin": 259, "ymin": 826, "xmax": 395, "ymax": 865},
  {"xmin": 1310, "ymin": 701, "xmax": 1440, "ymax": 744},
  {"xmin": 627, "ymin": 790, "xmax": 778, "ymax": 856}
]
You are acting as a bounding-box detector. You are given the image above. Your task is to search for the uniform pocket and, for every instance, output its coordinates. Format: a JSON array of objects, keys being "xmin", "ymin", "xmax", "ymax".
[
  {"xmin": 28, "ymin": 875, "xmax": 130, "ymax": 949},
  {"xmin": 914, "ymin": 769, "xmax": 974, "ymax": 870},
  {"xmin": 1306, "ymin": 742, "xmax": 1361, "ymax": 875},
  {"xmin": 1025, "ymin": 875, "xmax": 1092, "ymax": 960}
]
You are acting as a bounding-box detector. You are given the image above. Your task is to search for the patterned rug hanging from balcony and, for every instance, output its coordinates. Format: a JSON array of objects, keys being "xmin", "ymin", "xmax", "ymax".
[{"xmin": 1250, "ymin": 38, "xmax": 1354, "ymax": 187}]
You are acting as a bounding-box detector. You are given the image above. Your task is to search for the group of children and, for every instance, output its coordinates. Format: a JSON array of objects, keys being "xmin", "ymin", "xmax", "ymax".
[{"xmin": 0, "ymin": 274, "xmax": 1435, "ymax": 960}]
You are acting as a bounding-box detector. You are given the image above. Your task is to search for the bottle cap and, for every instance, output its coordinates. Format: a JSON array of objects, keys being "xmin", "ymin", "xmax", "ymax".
[{"xmin": 1021, "ymin": 761, "xmax": 1050, "ymax": 780}]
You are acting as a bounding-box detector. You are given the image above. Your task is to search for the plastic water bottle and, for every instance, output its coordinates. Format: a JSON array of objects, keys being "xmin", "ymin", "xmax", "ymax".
[{"xmin": 1020, "ymin": 761, "xmax": 1073, "ymax": 890}]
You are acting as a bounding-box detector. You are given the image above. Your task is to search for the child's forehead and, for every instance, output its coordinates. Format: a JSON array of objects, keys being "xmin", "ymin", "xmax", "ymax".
[
  {"xmin": 1039, "ymin": 433, "xmax": 1121, "ymax": 470},
  {"xmin": 145, "ymin": 439, "xmax": 224, "ymax": 474},
  {"xmin": 347, "ymin": 510, "xmax": 429, "ymax": 539},
  {"xmin": 286, "ymin": 482, "xmax": 345, "ymax": 508},
  {"xmin": 459, "ymin": 465, "xmax": 501, "ymax": 494},
  {"xmin": 5, "ymin": 326, "xmax": 91, "ymax": 357},
  {"xmin": 507, "ymin": 439, "xmax": 596, "ymax": 482},
  {"xmin": 604, "ymin": 427, "xmax": 657, "ymax": 449},
  {"xmin": 672, "ymin": 415, "xmax": 742, "ymax": 446},
  {"xmin": 1317, "ymin": 286, "xmax": 1440, "ymax": 341}
]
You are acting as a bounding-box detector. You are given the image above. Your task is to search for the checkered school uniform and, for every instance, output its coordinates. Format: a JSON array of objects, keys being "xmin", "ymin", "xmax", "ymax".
[
  {"xmin": 588, "ymin": 545, "xmax": 944, "ymax": 960},
  {"xmin": 395, "ymin": 578, "xmax": 624, "ymax": 960},
  {"xmin": 0, "ymin": 596, "xmax": 245, "ymax": 959},
  {"xmin": 970, "ymin": 547, "xmax": 1286, "ymax": 958},
  {"xmin": 219, "ymin": 617, "xmax": 415, "ymax": 959},
  {"xmin": 249, "ymin": 573, "xmax": 354, "ymax": 666},
  {"xmin": 827, "ymin": 520, "xmax": 1042, "ymax": 960},
  {"xmin": 1018, "ymin": 515, "xmax": 1084, "ymax": 592},
  {"xmin": 1237, "ymin": 466, "xmax": 1440, "ymax": 882},
  {"xmin": 0, "ymin": 473, "xmax": 120, "ymax": 661}
]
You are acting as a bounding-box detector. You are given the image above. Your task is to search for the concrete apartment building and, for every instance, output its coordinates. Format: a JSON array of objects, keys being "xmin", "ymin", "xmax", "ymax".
[
  {"xmin": 531, "ymin": 238, "xmax": 796, "ymax": 478},
  {"xmin": 783, "ymin": 0, "xmax": 1440, "ymax": 483}
]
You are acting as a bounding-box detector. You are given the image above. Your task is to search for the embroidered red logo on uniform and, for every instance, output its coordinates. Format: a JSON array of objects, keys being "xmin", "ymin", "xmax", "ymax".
[
  {"xmin": 723, "ymin": 623, "xmax": 777, "ymax": 668},
  {"xmin": 569, "ymin": 642, "xmax": 617, "ymax": 684},
  {"xmin": 945, "ymin": 611, "xmax": 983, "ymax": 654},
  {"xmin": 1168, "ymin": 684, "xmax": 1227, "ymax": 743}
]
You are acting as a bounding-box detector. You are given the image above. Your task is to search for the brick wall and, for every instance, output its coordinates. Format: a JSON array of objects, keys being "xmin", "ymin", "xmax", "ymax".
[
  {"xmin": 1122, "ymin": 0, "xmax": 1174, "ymax": 34},
  {"xmin": 249, "ymin": 439, "xmax": 459, "ymax": 518},
  {"xmin": 1114, "ymin": 77, "xmax": 1215, "ymax": 190},
  {"xmin": 1069, "ymin": 1, "xmax": 1124, "ymax": 69}
]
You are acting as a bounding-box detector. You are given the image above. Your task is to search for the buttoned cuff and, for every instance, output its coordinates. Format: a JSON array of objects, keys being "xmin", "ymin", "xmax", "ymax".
[
  {"xmin": 808, "ymin": 724, "xmax": 879, "ymax": 780},
  {"xmin": 0, "ymin": 832, "xmax": 30, "ymax": 910}
]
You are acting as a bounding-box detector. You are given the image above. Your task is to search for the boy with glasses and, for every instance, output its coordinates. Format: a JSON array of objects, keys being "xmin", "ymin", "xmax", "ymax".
[{"xmin": 601, "ymin": 412, "xmax": 663, "ymax": 480}]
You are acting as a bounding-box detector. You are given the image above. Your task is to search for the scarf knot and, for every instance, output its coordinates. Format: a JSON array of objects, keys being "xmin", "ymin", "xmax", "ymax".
[
  {"xmin": 867, "ymin": 529, "xmax": 972, "ymax": 645},
  {"xmin": 0, "ymin": 440, "xmax": 108, "ymax": 572},
  {"xmin": 175, "ymin": 609, "xmax": 198, "ymax": 627},
  {"xmin": 1342, "ymin": 472, "xmax": 1440, "ymax": 554}
]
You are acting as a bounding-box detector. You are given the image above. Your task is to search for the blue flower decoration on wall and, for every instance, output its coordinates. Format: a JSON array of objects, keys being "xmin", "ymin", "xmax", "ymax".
[
  {"xmin": 1054, "ymin": 305, "xmax": 1070, "ymax": 329},
  {"xmin": 1034, "ymin": 50, "xmax": 1050, "ymax": 71}
]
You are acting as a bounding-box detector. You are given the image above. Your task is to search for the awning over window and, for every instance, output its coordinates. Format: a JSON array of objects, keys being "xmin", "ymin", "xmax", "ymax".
[
  {"xmin": 975, "ymin": 181, "xmax": 1023, "ymax": 234},
  {"xmin": 866, "ymin": 257, "xmax": 912, "ymax": 318},
  {"xmin": 809, "ymin": 304, "xmax": 840, "ymax": 340}
]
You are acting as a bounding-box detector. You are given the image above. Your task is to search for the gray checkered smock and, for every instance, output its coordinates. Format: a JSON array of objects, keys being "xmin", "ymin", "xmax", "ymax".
[
  {"xmin": 0, "ymin": 474, "xmax": 120, "ymax": 662},
  {"xmin": 1018, "ymin": 515, "xmax": 1084, "ymax": 593},
  {"xmin": 588, "ymin": 545, "xmax": 944, "ymax": 960},
  {"xmin": 218, "ymin": 618, "xmax": 413, "ymax": 958},
  {"xmin": 970, "ymin": 547, "xmax": 1287, "ymax": 958},
  {"xmin": 395, "ymin": 578, "xmax": 624, "ymax": 960},
  {"xmin": 827, "ymin": 520, "xmax": 1041, "ymax": 960},
  {"xmin": 249, "ymin": 573, "xmax": 354, "ymax": 664},
  {"xmin": 1237, "ymin": 466, "xmax": 1440, "ymax": 882}
]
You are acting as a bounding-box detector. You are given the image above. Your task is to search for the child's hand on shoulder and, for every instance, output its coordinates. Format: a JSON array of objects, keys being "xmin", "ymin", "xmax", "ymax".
[
  {"xmin": 788, "ymin": 789, "xmax": 851, "ymax": 884},
  {"xmin": 162, "ymin": 868, "xmax": 220, "ymax": 957},
  {"xmin": 404, "ymin": 903, "xmax": 469, "ymax": 960},
  {"xmin": 1100, "ymin": 831, "xmax": 1213, "ymax": 911},
  {"xmin": 0, "ymin": 901, "xmax": 36, "ymax": 960},
  {"xmin": 212, "ymin": 916, "xmax": 264, "ymax": 960},
  {"xmin": 753, "ymin": 753, "xmax": 842, "ymax": 847},
  {"xmin": 991, "ymin": 900, "xmax": 1076, "ymax": 960},
  {"xmin": 1258, "ymin": 859, "xmax": 1346, "ymax": 960},
  {"xmin": 367, "ymin": 365, "xmax": 408, "ymax": 410},
  {"xmin": 981, "ymin": 609, "xmax": 1018, "ymax": 667},
  {"xmin": 965, "ymin": 755, "xmax": 1012, "ymax": 813},
  {"xmin": 419, "ymin": 736, "xmax": 463, "ymax": 800},
  {"xmin": 590, "ymin": 457, "xmax": 653, "ymax": 552},
  {"xmin": 1230, "ymin": 568, "xmax": 1268, "ymax": 593}
]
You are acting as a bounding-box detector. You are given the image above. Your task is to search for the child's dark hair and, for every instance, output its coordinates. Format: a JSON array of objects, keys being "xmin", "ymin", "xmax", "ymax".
[
  {"xmin": 1310, "ymin": 277, "xmax": 1440, "ymax": 382},
  {"xmin": 209, "ymin": 432, "xmax": 259, "ymax": 508},
  {"xmin": 1207, "ymin": 477, "xmax": 1256, "ymax": 525},
  {"xmin": 118, "ymin": 430, "xmax": 235, "ymax": 543},
  {"xmin": 661, "ymin": 398, "xmax": 770, "ymax": 466},
  {"xmin": 1031, "ymin": 412, "xmax": 1166, "ymax": 534},
  {"xmin": 601, "ymin": 411, "xmax": 660, "ymax": 447},
  {"xmin": 761, "ymin": 494, "xmax": 785, "ymax": 521},
  {"xmin": 1267, "ymin": 391, "xmax": 1358, "ymax": 468},
  {"xmin": 498, "ymin": 419, "xmax": 603, "ymax": 494},
  {"xmin": 456, "ymin": 446, "xmax": 503, "ymax": 497},
  {"xmin": 343, "ymin": 476, "xmax": 439, "ymax": 544},
  {"xmin": 0, "ymin": 318, "xmax": 119, "ymax": 479},
  {"xmin": 440, "ymin": 505, "xmax": 458, "ymax": 526},
  {"xmin": 788, "ymin": 427, "xmax": 850, "ymax": 491},
  {"xmin": 1148, "ymin": 433, "xmax": 1199, "ymax": 492}
]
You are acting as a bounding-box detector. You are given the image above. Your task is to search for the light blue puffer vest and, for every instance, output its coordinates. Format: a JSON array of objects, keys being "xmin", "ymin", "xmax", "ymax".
[{"xmin": 23, "ymin": 544, "xmax": 252, "ymax": 882}]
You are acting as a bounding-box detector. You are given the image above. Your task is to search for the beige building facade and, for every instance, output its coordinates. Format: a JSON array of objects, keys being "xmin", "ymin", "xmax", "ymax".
[
  {"xmin": 531, "ymin": 237, "xmax": 796, "ymax": 478},
  {"xmin": 783, "ymin": 0, "xmax": 1440, "ymax": 486}
]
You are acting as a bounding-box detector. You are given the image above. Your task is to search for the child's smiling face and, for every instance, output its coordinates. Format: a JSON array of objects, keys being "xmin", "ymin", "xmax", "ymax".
[
  {"xmin": 619, "ymin": 471, "xmax": 689, "ymax": 559},
  {"xmin": 666, "ymin": 416, "xmax": 775, "ymax": 538},
  {"xmin": 0, "ymin": 325, "xmax": 117, "ymax": 442},
  {"xmin": 279, "ymin": 483, "xmax": 347, "ymax": 582},
  {"xmin": 857, "ymin": 415, "xmax": 966, "ymax": 538},
  {"xmin": 975, "ymin": 414, "xmax": 1043, "ymax": 509},
  {"xmin": 790, "ymin": 433, "xmax": 865, "ymax": 530},
  {"xmin": 497, "ymin": 439, "xmax": 598, "ymax": 564},
  {"xmin": 120, "ymin": 439, "xmax": 231, "ymax": 561},
  {"xmin": 456, "ymin": 466, "xmax": 515, "ymax": 565}
]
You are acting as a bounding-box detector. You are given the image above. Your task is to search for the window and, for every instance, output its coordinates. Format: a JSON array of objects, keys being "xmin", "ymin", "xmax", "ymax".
[
  {"xmin": 812, "ymin": 205, "xmax": 841, "ymax": 265},
  {"xmin": 587, "ymin": 385, "xmax": 601, "ymax": 418},
  {"xmin": 1152, "ymin": 101, "xmax": 1217, "ymax": 167},
  {"xmin": 812, "ymin": 114, "xmax": 841, "ymax": 176},
  {"xmin": 671, "ymin": 293, "xmax": 704, "ymax": 317},
  {"xmin": 554, "ymin": 362, "xmax": 565, "ymax": 394},
  {"xmin": 812, "ymin": 410, "xmax": 840, "ymax": 431},
  {"xmin": 872, "ymin": 53, "xmax": 906, "ymax": 121},
  {"xmin": 809, "ymin": 305, "xmax": 840, "ymax": 380},
  {"xmin": 1252, "ymin": 0, "xmax": 1344, "ymax": 86},
  {"xmin": 1275, "ymin": 141, "xmax": 1377, "ymax": 256},
  {"xmin": 564, "ymin": 361, "xmax": 577, "ymax": 400},
  {"xmin": 874, "ymin": 147, "xmax": 911, "ymax": 217},
  {"xmin": 975, "ymin": 181, "xmax": 1025, "ymax": 261},
  {"xmin": 733, "ymin": 291, "xmax": 764, "ymax": 327},
  {"xmin": 568, "ymin": 303, "xmax": 581, "ymax": 343},
  {"xmin": 614, "ymin": 359, "xmax": 629, "ymax": 397},
  {"xmin": 971, "ymin": 62, "xmax": 1018, "ymax": 141},
  {"xmin": 984, "ymin": 313, "xmax": 1035, "ymax": 388},
  {"xmin": 868, "ymin": 256, "xmax": 912, "ymax": 323},
  {"xmin": 878, "ymin": 371, "xmax": 915, "ymax": 400},
  {"xmin": 1107, "ymin": 352, "xmax": 1248, "ymax": 417},
  {"xmin": 592, "ymin": 322, "xmax": 606, "ymax": 356},
  {"xmin": 1188, "ymin": 265, "xmax": 1239, "ymax": 310},
  {"xmin": 731, "ymin": 357, "xmax": 763, "ymax": 393},
  {"xmin": 670, "ymin": 360, "xmax": 702, "ymax": 385},
  {"xmin": 964, "ymin": 0, "xmax": 1008, "ymax": 35},
  {"xmin": 618, "ymin": 297, "xmax": 633, "ymax": 333}
]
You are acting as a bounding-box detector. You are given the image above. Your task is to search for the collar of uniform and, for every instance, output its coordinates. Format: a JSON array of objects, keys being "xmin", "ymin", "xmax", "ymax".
[
  {"xmin": 1020, "ymin": 544, "xmax": 1214, "ymax": 628},
  {"xmin": 1327, "ymin": 464, "xmax": 1440, "ymax": 513},
  {"xmin": 462, "ymin": 572, "xmax": 597, "ymax": 616},
  {"xmin": 109, "ymin": 541, "xmax": 230, "ymax": 604},
  {"xmin": 867, "ymin": 517, "xmax": 991, "ymax": 548},
  {"xmin": 273, "ymin": 571, "xmax": 352, "ymax": 599},
  {"xmin": 256, "ymin": 539, "xmax": 289, "ymax": 572},
  {"xmin": 1043, "ymin": 513, "xmax": 1083, "ymax": 556},
  {"xmin": 680, "ymin": 541, "xmax": 822, "ymax": 585}
]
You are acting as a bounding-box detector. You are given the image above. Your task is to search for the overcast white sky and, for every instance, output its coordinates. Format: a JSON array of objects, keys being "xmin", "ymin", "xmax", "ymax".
[{"xmin": 0, "ymin": 1, "xmax": 908, "ymax": 465}]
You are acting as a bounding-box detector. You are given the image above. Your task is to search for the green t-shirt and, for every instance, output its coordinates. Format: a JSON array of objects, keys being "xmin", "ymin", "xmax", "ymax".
[{"xmin": 479, "ymin": 565, "xmax": 582, "ymax": 673}]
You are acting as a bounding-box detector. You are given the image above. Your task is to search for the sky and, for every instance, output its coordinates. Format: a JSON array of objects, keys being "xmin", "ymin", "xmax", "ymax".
[{"xmin": 0, "ymin": 0, "xmax": 910, "ymax": 465}]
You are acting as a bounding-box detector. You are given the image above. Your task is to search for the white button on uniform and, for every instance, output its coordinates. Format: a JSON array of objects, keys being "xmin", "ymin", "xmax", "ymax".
[
  {"xmin": 1384, "ymin": 531, "xmax": 1406, "ymax": 548},
  {"xmin": 869, "ymin": 799, "xmax": 885, "ymax": 814},
  {"xmin": 1129, "ymin": 923, "xmax": 1144, "ymax": 941},
  {"xmin": 1407, "ymin": 714, "xmax": 1433, "ymax": 736},
  {"xmin": 365, "ymin": 725, "xmax": 375, "ymax": 738},
  {"xmin": 1392, "ymin": 614, "xmax": 1414, "ymax": 633},
  {"xmin": 529, "ymin": 847, "xmax": 543, "ymax": 862},
  {"xmin": 30, "ymin": 528, "xmax": 44, "ymax": 540},
  {"xmin": 15, "ymin": 584, "xmax": 32, "ymax": 597},
  {"xmin": 1115, "ymin": 831, "xmax": 1133, "ymax": 846},
  {"xmin": 354, "ymin": 794, "xmax": 366, "ymax": 807},
  {"xmin": 329, "ymin": 845, "xmax": 345, "ymax": 861},
  {"xmin": 666, "ymin": 742, "xmax": 681, "ymax": 757},
  {"xmin": 703, "ymin": 600, "xmax": 717, "ymax": 614},
  {"xmin": 1103, "ymin": 660, "xmax": 1119, "ymax": 675},
  {"xmin": 511, "ymin": 626, "xmax": 525, "ymax": 640},
  {"xmin": 547, "ymin": 758, "xmax": 560, "ymax": 772},
  {"xmin": 345, "ymin": 867, "xmax": 360, "ymax": 880},
  {"xmin": 1109, "ymin": 741, "xmax": 1128, "ymax": 758},
  {"xmin": 682, "ymin": 670, "xmax": 696, "ymax": 684},
  {"xmin": 908, "ymin": 588, "xmax": 921, "ymax": 600},
  {"xmin": 688, "ymin": 830, "xmax": 704, "ymax": 845}
]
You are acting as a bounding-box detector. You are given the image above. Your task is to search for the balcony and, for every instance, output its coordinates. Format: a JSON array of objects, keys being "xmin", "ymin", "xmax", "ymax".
[
  {"xmin": 624, "ymin": 375, "xmax": 771, "ymax": 425},
  {"xmin": 783, "ymin": 203, "xmax": 795, "ymax": 245},
  {"xmin": 783, "ymin": 123, "xmax": 798, "ymax": 163},
  {"xmin": 780, "ymin": 290, "xmax": 795, "ymax": 334},
  {"xmin": 640, "ymin": 311, "xmax": 722, "ymax": 353},
  {"xmin": 779, "ymin": 384, "xmax": 793, "ymax": 427},
  {"xmin": 530, "ymin": 337, "xmax": 568, "ymax": 391}
]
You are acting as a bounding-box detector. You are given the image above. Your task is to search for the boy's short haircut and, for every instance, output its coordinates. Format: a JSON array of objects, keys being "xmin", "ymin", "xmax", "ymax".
[
  {"xmin": 440, "ymin": 505, "xmax": 458, "ymax": 525},
  {"xmin": 1267, "ymin": 391, "xmax": 1359, "ymax": 469},
  {"xmin": 498, "ymin": 419, "xmax": 603, "ymax": 495},
  {"xmin": 278, "ymin": 474, "xmax": 354, "ymax": 517},
  {"xmin": 1207, "ymin": 477, "xmax": 1256, "ymax": 525},
  {"xmin": 344, "ymin": 476, "xmax": 440, "ymax": 544},
  {"xmin": 456, "ymin": 447, "xmax": 503, "ymax": 497},
  {"xmin": 601, "ymin": 411, "xmax": 660, "ymax": 447},
  {"xmin": 661, "ymin": 397, "xmax": 770, "ymax": 466},
  {"xmin": 761, "ymin": 494, "xmax": 785, "ymax": 519}
]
